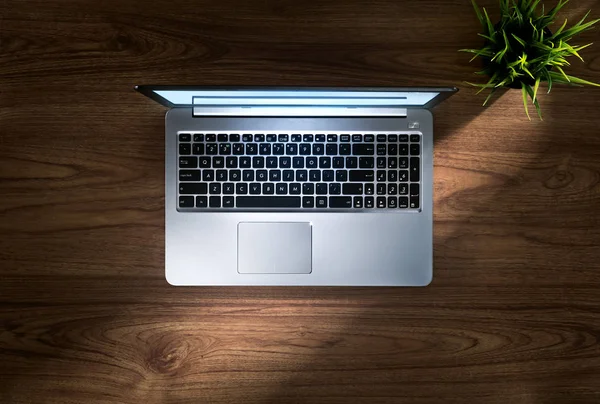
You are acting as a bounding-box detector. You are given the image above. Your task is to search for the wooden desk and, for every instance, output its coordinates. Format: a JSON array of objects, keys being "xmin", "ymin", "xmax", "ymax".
[{"xmin": 2, "ymin": 1, "xmax": 600, "ymax": 403}]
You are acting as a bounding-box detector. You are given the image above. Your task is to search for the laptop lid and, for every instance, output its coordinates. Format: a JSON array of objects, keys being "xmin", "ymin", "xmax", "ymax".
[{"xmin": 135, "ymin": 86, "xmax": 457, "ymax": 117}]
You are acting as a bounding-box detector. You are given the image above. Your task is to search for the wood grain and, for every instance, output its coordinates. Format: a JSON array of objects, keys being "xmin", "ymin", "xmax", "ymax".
[{"xmin": 2, "ymin": 0, "xmax": 600, "ymax": 403}]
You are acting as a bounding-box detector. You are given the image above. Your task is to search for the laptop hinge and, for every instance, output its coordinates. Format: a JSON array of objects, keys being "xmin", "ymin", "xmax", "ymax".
[{"xmin": 192, "ymin": 106, "xmax": 408, "ymax": 117}]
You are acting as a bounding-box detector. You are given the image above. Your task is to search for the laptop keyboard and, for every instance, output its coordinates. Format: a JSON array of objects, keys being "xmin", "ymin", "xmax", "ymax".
[{"xmin": 177, "ymin": 132, "xmax": 421, "ymax": 210}]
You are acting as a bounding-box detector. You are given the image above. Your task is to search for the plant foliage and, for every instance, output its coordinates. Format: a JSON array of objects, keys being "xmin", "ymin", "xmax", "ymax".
[{"xmin": 461, "ymin": 0, "xmax": 600, "ymax": 119}]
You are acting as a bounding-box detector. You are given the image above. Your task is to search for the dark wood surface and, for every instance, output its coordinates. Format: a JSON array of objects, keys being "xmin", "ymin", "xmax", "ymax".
[{"xmin": 2, "ymin": 0, "xmax": 600, "ymax": 403}]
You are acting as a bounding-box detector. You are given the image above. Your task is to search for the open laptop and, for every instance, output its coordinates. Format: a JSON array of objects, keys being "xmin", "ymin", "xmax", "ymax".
[{"xmin": 136, "ymin": 86, "xmax": 457, "ymax": 286}]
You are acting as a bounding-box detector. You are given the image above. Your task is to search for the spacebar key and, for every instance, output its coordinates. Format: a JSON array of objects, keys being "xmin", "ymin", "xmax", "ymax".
[{"xmin": 236, "ymin": 196, "xmax": 301, "ymax": 208}]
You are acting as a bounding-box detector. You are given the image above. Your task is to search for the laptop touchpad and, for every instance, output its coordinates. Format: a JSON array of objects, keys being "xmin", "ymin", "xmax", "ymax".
[{"xmin": 238, "ymin": 222, "xmax": 312, "ymax": 274}]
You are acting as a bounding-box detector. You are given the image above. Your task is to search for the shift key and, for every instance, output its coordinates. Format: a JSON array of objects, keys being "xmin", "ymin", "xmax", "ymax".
[{"xmin": 349, "ymin": 170, "xmax": 374, "ymax": 182}]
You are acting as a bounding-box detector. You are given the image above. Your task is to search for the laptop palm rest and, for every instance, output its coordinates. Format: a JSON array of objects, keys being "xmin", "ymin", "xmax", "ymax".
[{"xmin": 237, "ymin": 222, "xmax": 312, "ymax": 274}]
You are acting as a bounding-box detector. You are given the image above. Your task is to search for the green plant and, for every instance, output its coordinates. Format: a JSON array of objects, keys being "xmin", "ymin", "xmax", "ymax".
[{"xmin": 461, "ymin": 0, "xmax": 600, "ymax": 119}]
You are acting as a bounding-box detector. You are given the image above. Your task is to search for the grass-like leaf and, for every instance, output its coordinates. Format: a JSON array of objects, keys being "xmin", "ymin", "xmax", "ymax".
[
  {"xmin": 470, "ymin": 0, "xmax": 485, "ymax": 27},
  {"xmin": 523, "ymin": 84, "xmax": 543, "ymax": 120},
  {"xmin": 521, "ymin": 82, "xmax": 531, "ymax": 120}
]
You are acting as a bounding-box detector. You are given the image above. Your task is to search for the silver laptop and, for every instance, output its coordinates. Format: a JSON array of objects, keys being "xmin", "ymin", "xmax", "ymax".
[{"xmin": 136, "ymin": 86, "xmax": 457, "ymax": 286}]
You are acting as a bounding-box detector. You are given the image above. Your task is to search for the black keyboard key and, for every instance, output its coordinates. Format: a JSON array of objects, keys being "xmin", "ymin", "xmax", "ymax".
[
  {"xmin": 343, "ymin": 183, "xmax": 363, "ymax": 195},
  {"xmin": 346, "ymin": 157, "xmax": 358, "ymax": 168},
  {"xmin": 399, "ymin": 134, "xmax": 409, "ymax": 142},
  {"xmin": 209, "ymin": 196, "xmax": 221, "ymax": 207},
  {"xmin": 388, "ymin": 134, "xmax": 397, "ymax": 142},
  {"xmin": 226, "ymin": 157, "xmax": 238, "ymax": 168},
  {"xmin": 223, "ymin": 196, "xmax": 234, "ymax": 207},
  {"xmin": 377, "ymin": 197, "xmax": 386, "ymax": 208},
  {"xmin": 303, "ymin": 183, "xmax": 314, "ymax": 195},
  {"xmin": 273, "ymin": 144, "xmax": 284, "ymax": 155},
  {"xmin": 179, "ymin": 143, "xmax": 191, "ymax": 155},
  {"xmin": 256, "ymin": 170, "xmax": 268, "ymax": 182},
  {"xmin": 330, "ymin": 196, "xmax": 352, "ymax": 208},
  {"xmin": 263, "ymin": 183, "xmax": 274, "ymax": 195},
  {"xmin": 253, "ymin": 156, "xmax": 265, "ymax": 168},
  {"xmin": 322, "ymin": 170, "xmax": 334, "ymax": 182},
  {"xmin": 377, "ymin": 170, "xmax": 386, "ymax": 181},
  {"xmin": 352, "ymin": 144, "xmax": 374, "ymax": 155},
  {"xmin": 399, "ymin": 170, "xmax": 409, "ymax": 182},
  {"xmin": 410, "ymin": 134, "xmax": 421, "ymax": 143},
  {"xmin": 410, "ymin": 196, "xmax": 420, "ymax": 209},
  {"xmin": 290, "ymin": 183, "xmax": 301, "ymax": 194},
  {"xmin": 399, "ymin": 197, "xmax": 409, "ymax": 208},
  {"xmin": 236, "ymin": 196, "xmax": 301, "ymax": 208},
  {"xmin": 399, "ymin": 144, "xmax": 409, "ymax": 155},
  {"xmin": 246, "ymin": 143, "xmax": 258, "ymax": 155},
  {"xmin": 267, "ymin": 134, "xmax": 277, "ymax": 142},
  {"xmin": 192, "ymin": 144, "xmax": 205, "ymax": 155},
  {"xmin": 249, "ymin": 183, "xmax": 261, "ymax": 194},
  {"xmin": 179, "ymin": 170, "xmax": 201, "ymax": 181},
  {"xmin": 283, "ymin": 170, "xmax": 294, "ymax": 182},
  {"xmin": 313, "ymin": 143, "xmax": 325, "ymax": 155},
  {"xmin": 388, "ymin": 158, "xmax": 398, "ymax": 169},
  {"xmin": 293, "ymin": 157, "xmax": 304, "ymax": 168},
  {"xmin": 286, "ymin": 143, "xmax": 298, "ymax": 155},
  {"xmin": 388, "ymin": 170, "xmax": 397, "ymax": 182},
  {"xmin": 266, "ymin": 157, "xmax": 278, "ymax": 168},
  {"xmin": 206, "ymin": 134, "xmax": 216, "ymax": 142},
  {"xmin": 306, "ymin": 157, "xmax": 317, "ymax": 169},
  {"xmin": 179, "ymin": 196, "xmax": 194, "ymax": 207},
  {"xmin": 193, "ymin": 134, "xmax": 204, "ymax": 142},
  {"xmin": 377, "ymin": 134, "xmax": 387, "ymax": 142},
  {"xmin": 303, "ymin": 134, "xmax": 313, "ymax": 142},
  {"xmin": 319, "ymin": 157, "xmax": 331, "ymax": 168},
  {"xmin": 354, "ymin": 197, "xmax": 363, "ymax": 208},
  {"xmin": 213, "ymin": 156, "xmax": 225, "ymax": 168},
  {"xmin": 260, "ymin": 144, "xmax": 271, "ymax": 155},
  {"xmin": 333, "ymin": 157, "xmax": 344, "ymax": 168},
  {"xmin": 359, "ymin": 157, "xmax": 374, "ymax": 168},
  {"xmin": 230, "ymin": 134, "xmax": 240, "ymax": 142},
  {"xmin": 254, "ymin": 134, "xmax": 265, "ymax": 142},
  {"xmin": 223, "ymin": 183, "xmax": 234, "ymax": 194},
  {"xmin": 340, "ymin": 134, "xmax": 350, "ymax": 142},
  {"xmin": 239, "ymin": 157, "xmax": 251, "ymax": 168},
  {"xmin": 329, "ymin": 183, "xmax": 341, "ymax": 195},
  {"xmin": 276, "ymin": 183, "xmax": 288, "ymax": 195},
  {"xmin": 399, "ymin": 184, "xmax": 408, "ymax": 195},
  {"xmin": 377, "ymin": 144, "xmax": 386, "ymax": 155},
  {"xmin": 377, "ymin": 157, "xmax": 386, "ymax": 168},
  {"xmin": 196, "ymin": 196, "xmax": 208, "ymax": 208},
  {"xmin": 349, "ymin": 170, "xmax": 374, "ymax": 182},
  {"xmin": 291, "ymin": 134, "xmax": 301, "ymax": 142},
  {"xmin": 377, "ymin": 184, "xmax": 386, "ymax": 195},
  {"xmin": 296, "ymin": 170, "xmax": 308, "ymax": 182},
  {"xmin": 315, "ymin": 135, "xmax": 326, "ymax": 142},
  {"xmin": 309, "ymin": 170, "xmax": 321, "ymax": 182},
  {"xmin": 316, "ymin": 196, "xmax": 327, "ymax": 208},
  {"xmin": 388, "ymin": 144, "xmax": 398, "ymax": 155},
  {"xmin": 302, "ymin": 196, "xmax": 315, "ymax": 208},
  {"xmin": 339, "ymin": 144, "xmax": 351, "ymax": 155},
  {"xmin": 299, "ymin": 144, "xmax": 311, "ymax": 155},
  {"xmin": 316, "ymin": 183, "xmax": 328, "ymax": 195},
  {"xmin": 410, "ymin": 183, "xmax": 420, "ymax": 197},
  {"xmin": 216, "ymin": 170, "xmax": 227, "ymax": 181},
  {"xmin": 279, "ymin": 157, "xmax": 291, "ymax": 168},
  {"xmin": 206, "ymin": 143, "xmax": 218, "ymax": 155},
  {"xmin": 399, "ymin": 157, "xmax": 409, "ymax": 169},
  {"xmin": 326, "ymin": 144, "xmax": 338, "ymax": 155},
  {"xmin": 365, "ymin": 183, "xmax": 374, "ymax": 195},
  {"xmin": 364, "ymin": 135, "xmax": 374, "ymax": 142},
  {"xmin": 233, "ymin": 143, "xmax": 244, "ymax": 155},
  {"xmin": 388, "ymin": 197, "xmax": 397, "ymax": 208},
  {"xmin": 327, "ymin": 134, "xmax": 337, "ymax": 142},
  {"xmin": 269, "ymin": 170, "xmax": 281, "ymax": 182},
  {"xmin": 388, "ymin": 183, "xmax": 398, "ymax": 195},
  {"xmin": 209, "ymin": 183, "xmax": 221, "ymax": 194},
  {"xmin": 365, "ymin": 196, "xmax": 374, "ymax": 208},
  {"xmin": 336, "ymin": 170, "xmax": 348, "ymax": 182},
  {"xmin": 242, "ymin": 134, "xmax": 252, "ymax": 142},
  {"xmin": 202, "ymin": 169, "xmax": 215, "ymax": 181},
  {"xmin": 243, "ymin": 170, "xmax": 254, "ymax": 181},
  {"xmin": 218, "ymin": 134, "xmax": 228, "ymax": 142},
  {"xmin": 179, "ymin": 133, "xmax": 192, "ymax": 142},
  {"xmin": 179, "ymin": 157, "xmax": 197, "ymax": 168},
  {"xmin": 410, "ymin": 144, "xmax": 420, "ymax": 155},
  {"xmin": 352, "ymin": 134, "xmax": 362, "ymax": 142},
  {"xmin": 237, "ymin": 183, "xmax": 248, "ymax": 194},
  {"xmin": 278, "ymin": 134, "xmax": 289, "ymax": 142}
]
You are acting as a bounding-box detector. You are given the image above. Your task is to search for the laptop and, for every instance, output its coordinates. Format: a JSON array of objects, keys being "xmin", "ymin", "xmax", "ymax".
[{"xmin": 136, "ymin": 86, "xmax": 457, "ymax": 286}]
